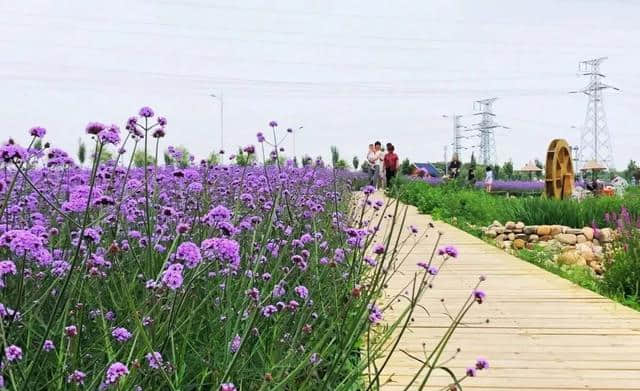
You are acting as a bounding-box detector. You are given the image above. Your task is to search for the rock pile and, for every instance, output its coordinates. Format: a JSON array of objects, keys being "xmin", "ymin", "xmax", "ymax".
[{"xmin": 482, "ymin": 221, "xmax": 615, "ymax": 275}]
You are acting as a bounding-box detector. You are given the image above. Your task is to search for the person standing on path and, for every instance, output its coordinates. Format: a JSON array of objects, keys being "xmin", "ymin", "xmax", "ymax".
[
  {"xmin": 366, "ymin": 144, "xmax": 377, "ymax": 186},
  {"xmin": 484, "ymin": 166, "xmax": 493, "ymax": 192},
  {"xmin": 371, "ymin": 141, "xmax": 384, "ymax": 188},
  {"xmin": 383, "ymin": 144, "xmax": 399, "ymax": 188},
  {"xmin": 448, "ymin": 153, "xmax": 462, "ymax": 179}
]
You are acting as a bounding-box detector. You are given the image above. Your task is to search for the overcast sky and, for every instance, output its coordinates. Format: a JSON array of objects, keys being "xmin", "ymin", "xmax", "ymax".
[{"xmin": 1, "ymin": 0, "xmax": 639, "ymax": 169}]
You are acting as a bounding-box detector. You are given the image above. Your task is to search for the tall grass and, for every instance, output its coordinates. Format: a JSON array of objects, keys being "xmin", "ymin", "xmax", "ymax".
[{"xmin": 399, "ymin": 180, "xmax": 640, "ymax": 228}]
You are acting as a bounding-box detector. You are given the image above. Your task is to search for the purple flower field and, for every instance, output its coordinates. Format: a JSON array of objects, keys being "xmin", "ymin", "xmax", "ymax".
[
  {"xmin": 0, "ymin": 107, "xmax": 487, "ymax": 390},
  {"xmin": 413, "ymin": 176, "xmax": 544, "ymax": 193}
]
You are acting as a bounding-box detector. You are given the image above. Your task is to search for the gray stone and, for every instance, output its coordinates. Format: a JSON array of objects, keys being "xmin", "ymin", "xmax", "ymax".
[
  {"xmin": 524, "ymin": 226, "xmax": 538, "ymax": 235},
  {"xmin": 505, "ymin": 221, "xmax": 517, "ymax": 230},
  {"xmin": 507, "ymin": 233, "xmax": 516, "ymax": 241},
  {"xmin": 576, "ymin": 234, "xmax": 587, "ymax": 244},
  {"xmin": 529, "ymin": 234, "xmax": 539, "ymax": 243},
  {"xmin": 515, "ymin": 222, "xmax": 525, "ymax": 230},
  {"xmin": 485, "ymin": 229, "xmax": 497, "ymax": 238}
]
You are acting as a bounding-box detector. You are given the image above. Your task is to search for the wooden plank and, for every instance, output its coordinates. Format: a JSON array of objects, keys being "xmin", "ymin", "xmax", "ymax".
[{"xmin": 371, "ymin": 193, "xmax": 640, "ymax": 390}]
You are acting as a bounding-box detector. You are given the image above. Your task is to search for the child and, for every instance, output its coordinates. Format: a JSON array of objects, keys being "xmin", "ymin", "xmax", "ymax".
[{"xmin": 484, "ymin": 166, "xmax": 493, "ymax": 192}]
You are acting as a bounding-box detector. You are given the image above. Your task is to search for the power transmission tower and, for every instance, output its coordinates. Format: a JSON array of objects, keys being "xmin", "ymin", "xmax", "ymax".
[
  {"xmin": 472, "ymin": 98, "xmax": 507, "ymax": 166},
  {"xmin": 570, "ymin": 57, "xmax": 619, "ymax": 169},
  {"xmin": 443, "ymin": 114, "xmax": 466, "ymax": 159}
]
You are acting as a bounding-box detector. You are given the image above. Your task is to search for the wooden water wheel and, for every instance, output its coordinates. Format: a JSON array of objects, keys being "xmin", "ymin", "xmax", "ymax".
[{"xmin": 545, "ymin": 139, "xmax": 574, "ymax": 199}]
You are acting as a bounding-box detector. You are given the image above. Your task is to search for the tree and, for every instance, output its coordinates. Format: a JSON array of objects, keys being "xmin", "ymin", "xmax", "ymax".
[
  {"xmin": 133, "ymin": 150, "xmax": 156, "ymax": 167},
  {"xmin": 470, "ymin": 152, "xmax": 477, "ymax": 168},
  {"xmin": 207, "ymin": 152, "xmax": 221, "ymax": 165},
  {"xmin": 352, "ymin": 156, "xmax": 359, "ymax": 170},
  {"xmin": 163, "ymin": 152, "xmax": 173, "ymax": 166},
  {"xmin": 167, "ymin": 146, "xmax": 191, "ymax": 168},
  {"xmin": 503, "ymin": 160, "xmax": 514, "ymax": 179},
  {"xmin": 91, "ymin": 147, "xmax": 113, "ymax": 164},
  {"xmin": 78, "ymin": 139, "xmax": 86, "ymax": 165},
  {"xmin": 492, "ymin": 164, "xmax": 501, "ymax": 180},
  {"xmin": 400, "ymin": 158, "xmax": 412, "ymax": 175},
  {"xmin": 330, "ymin": 146, "xmax": 340, "ymax": 167},
  {"xmin": 235, "ymin": 147, "xmax": 256, "ymax": 167},
  {"xmin": 624, "ymin": 160, "xmax": 638, "ymax": 180},
  {"xmin": 335, "ymin": 159, "xmax": 348, "ymax": 170},
  {"xmin": 534, "ymin": 158, "xmax": 544, "ymax": 180}
]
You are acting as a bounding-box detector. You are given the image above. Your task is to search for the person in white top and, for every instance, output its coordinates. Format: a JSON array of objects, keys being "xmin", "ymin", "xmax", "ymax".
[
  {"xmin": 372, "ymin": 141, "xmax": 384, "ymax": 188},
  {"xmin": 484, "ymin": 166, "xmax": 493, "ymax": 192},
  {"xmin": 366, "ymin": 144, "xmax": 377, "ymax": 186}
]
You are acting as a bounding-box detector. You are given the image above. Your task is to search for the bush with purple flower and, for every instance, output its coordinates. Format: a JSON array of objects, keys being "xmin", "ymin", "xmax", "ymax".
[{"xmin": 0, "ymin": 107, "xmax": 487, "ymax": 390}]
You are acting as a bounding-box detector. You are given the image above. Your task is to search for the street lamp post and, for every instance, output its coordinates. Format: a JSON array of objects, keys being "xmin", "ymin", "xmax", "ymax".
[
  {"xmin": 444, "ymin": 145, "xmax": 448, "ymax": 176},
  {"xmin": 210, "ymin": 93, "xmax": 224, "ymax": 151},
  {"xmin": 294, "ymin": 126, "xmax": 303, "ymax": 157}
]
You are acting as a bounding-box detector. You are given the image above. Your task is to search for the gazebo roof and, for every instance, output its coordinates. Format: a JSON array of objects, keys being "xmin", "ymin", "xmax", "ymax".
[
  {"xmin": 518, "ymin": 161, "xmax": 542, "ymax": 172},
  {"xmin": 580, "ymin": 160, "xmax": 607, "ymax": 171}
]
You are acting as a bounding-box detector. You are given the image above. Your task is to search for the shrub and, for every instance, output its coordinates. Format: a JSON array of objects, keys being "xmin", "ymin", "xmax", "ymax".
[{"xmin": 602, "ymin": 208, "xmax": 640, "ymax": 300}]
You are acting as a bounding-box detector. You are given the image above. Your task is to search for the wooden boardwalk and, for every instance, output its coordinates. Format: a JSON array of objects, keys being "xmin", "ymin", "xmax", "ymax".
[{"xmin": 376, "ymin": 194, "xmax": 640, "ymax": 391}]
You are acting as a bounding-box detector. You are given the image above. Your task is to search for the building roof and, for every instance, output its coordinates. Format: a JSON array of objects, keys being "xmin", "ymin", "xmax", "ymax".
[{"xmin": 414, "ymin": 163, "xmax": 442, "ymax": 177}]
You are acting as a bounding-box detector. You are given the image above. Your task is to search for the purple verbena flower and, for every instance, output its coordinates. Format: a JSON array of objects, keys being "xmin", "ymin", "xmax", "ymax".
[
  {"xmin": 220, "ymin": 383, "xmax": 237, "ymax": 391},
  {"xmin": 67, "ymin": 370, "xmax": 86, "ymax": 385},
  {"xmin": 262, "ymin": 305, "xmax": 278, "ymax": 317},
  {"xmin": 139, "ymin": 106, "xmax": 154, "ymax": 118},
  {"xmin": 295, "ymin": 285, "xmax": 309, "ymax": 300},
  {"xmin": 146, "ymin": 351, "xmax": 163, "ymax": 369},
  {"xmin": 162, "ymin": 263, "xmax": 184, "ymax": 290},
  {"xmin": 473, "ymin": 290, "xmax": 486, "ymax": 304},
  {"xmin": 111, "ymin": 327, "xmax": 133, "ymax": 342},
  {"xmin": 43, "ymin": 340, "xmax": 55, "ymax": 352},
  {"xmin": 229, "ymin": 334, "xmax": 242, "ymax": 353},
  {"xmin": 29, "ymin": 126, "xmax": 47, "ymax": 138},
  {"xmin": 176, "ymin": 241, "xmax": 202, "ymax": 268},
  {"xmin": 475, "ymin": 357, "xmax": 489, "ymax": 370},
  {"xmin": 5, "ymin": 344, "xmax": 22, "ymax": 362},
  {"xmin": 105, "ymin": 362, "xmax": 129, "ymax": 385},
  {"xmin": 85, "ymin": 122, "xmax": 105, "ymax": 135}
]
